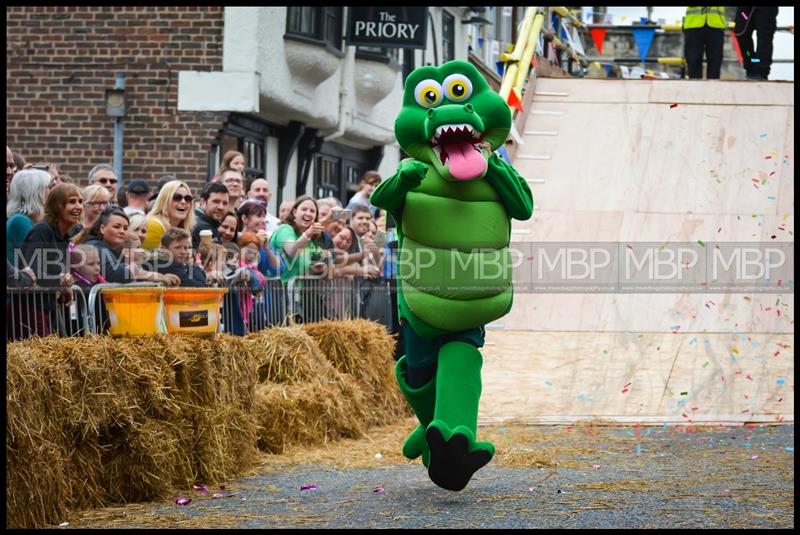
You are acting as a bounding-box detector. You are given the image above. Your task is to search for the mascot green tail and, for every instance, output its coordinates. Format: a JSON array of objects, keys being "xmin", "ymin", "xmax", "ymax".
[{"xmin": 371, "ymin": 60, "xmax": 534, "ymax": 491}]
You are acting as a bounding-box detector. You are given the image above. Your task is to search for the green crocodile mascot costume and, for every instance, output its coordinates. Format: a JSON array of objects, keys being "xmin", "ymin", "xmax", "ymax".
[{"xmin": 371, "ymin": 60, "xmax": 534, "ymax": 491}]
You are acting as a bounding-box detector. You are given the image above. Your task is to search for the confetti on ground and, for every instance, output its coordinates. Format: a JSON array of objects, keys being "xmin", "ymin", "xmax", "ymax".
[
  {"xmin": 741, "ymin": 11, "xmax": 749, "ymax": 20},
  {"xmin": 192, "ymin": 485, "xmax": 209, "ymax": 493},
  {"xmin": 373, "ymin": 486, "xmax": 385, "ymax": 494},
  {"xmin": 697, "ymin": 240, "xmax": 705, "ymax": 247},
  {"xmin": 703, "ymin": 361, "xmax": 709, "ymax": 368},
  {"xmin": 680, "ymin": 391, "xmax": 688, "ymax": 396},
  {"xmin": 751, "ymin": 454, "xmax": 759, "ymax": 460},
  {"xmin": 635, "ymin": 444, "xmax": 642, "ymax": 455},
  {"xmin": 211, "ymin": 492, "xmax": 226, "ymax": 499},
  {"xmin": 786, "ymin": 447, "xmax": 794, "ymax": 453},
  {"xmin": 175, "ymin": 498, "xmax": 191, "ymax": 506},
  {"xmin": 300, "ymin": 484, "xmax": 318, "ymax": 491},
  {"xmin": 592, "ymin": 464, "xmax": 601, "ymax": 470},
  {"xmin": 759, "ymin": 133, "xmax": 767, "ymax": 138},
  {"xmin": 544, "ymin": 380, "xmax": 553, "ymax": 387},
  {"xmin": 375, "ymin": 453, "xmax": 383, "ymax": 459},
  {"xmin": 59, "ymin": 522, "xmax": 69, "ymax": 527},
  {"xmin": 670, "ymin": 103, "xmax": 678, "ymax": 109},
  {"xmin": 776, "ymin": 378, "xmax": 785, "ymax": 385}
]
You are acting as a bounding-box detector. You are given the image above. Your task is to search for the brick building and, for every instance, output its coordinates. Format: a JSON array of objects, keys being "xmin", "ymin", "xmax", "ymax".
[{"xmin": 6, "ymin": 6, "xmax": 227, "ymax": 197}]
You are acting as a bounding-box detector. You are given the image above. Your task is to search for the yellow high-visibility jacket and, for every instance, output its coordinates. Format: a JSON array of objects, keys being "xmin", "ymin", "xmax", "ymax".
[{"xmin": 683, "ymin": 6, "xmax": 727, "ymax": 30}]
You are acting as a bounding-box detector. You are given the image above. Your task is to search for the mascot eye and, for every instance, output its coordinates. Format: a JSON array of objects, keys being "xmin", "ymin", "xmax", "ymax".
[
  {"xmin": 442, "ymin": 74, "xmax": 473, "ymax": 102},
  {"xmin": 414, "ymin": 79, "xmax": 443, "ymax": 108}
]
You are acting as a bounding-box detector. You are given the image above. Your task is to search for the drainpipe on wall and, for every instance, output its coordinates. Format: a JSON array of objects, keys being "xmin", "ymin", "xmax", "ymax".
[
  {"xmin": 323, "ymin": 46, "xmax": 356, "ymax": 142},
  {"xmin": 113, "ymin": 73, "xmax": 125, "ymax": 189}
]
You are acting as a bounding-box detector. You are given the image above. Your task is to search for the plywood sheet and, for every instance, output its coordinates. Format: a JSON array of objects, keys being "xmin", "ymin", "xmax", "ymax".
[{"xmin": 478, "ymin": 330, "xmax": 794, "ymax": 425}]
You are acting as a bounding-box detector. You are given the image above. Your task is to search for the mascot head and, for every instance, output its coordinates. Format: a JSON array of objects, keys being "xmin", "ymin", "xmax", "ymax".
[{"xmin": 394, "ymin": 60, "xmax": 511, "ymax": 182}]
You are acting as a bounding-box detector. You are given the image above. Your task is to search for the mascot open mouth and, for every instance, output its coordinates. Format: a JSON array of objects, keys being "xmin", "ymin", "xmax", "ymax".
[{"xmin": 430, "ymin": 123, "xmax": 487, "ymax": 181}]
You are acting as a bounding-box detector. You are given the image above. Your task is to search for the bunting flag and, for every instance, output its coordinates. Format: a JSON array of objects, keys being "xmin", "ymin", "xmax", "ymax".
[
  {"xmin": 589, "ymin": 27, "xmax": 607, "ymax": 55},
  {"xmin": 507, "ymin": 88, "xmax": 523, "ymax": 113},
  {"xmin": 631, "ymin": 27, "xmax": 655, "ymax": 63},
  {"xmin": 729, "ymin": 29, "xmax": 744, "ymax": 65},
  {"xmin": 603, "ymin": 64, "xmax": 614, "ymax": 77},
  {"xmin": 495, "ymin": 61, "xmax": 505, "ymax": 77}
]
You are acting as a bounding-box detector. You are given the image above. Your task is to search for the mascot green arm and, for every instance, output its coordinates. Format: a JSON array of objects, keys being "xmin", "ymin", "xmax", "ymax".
[
  {"xmin": 370, "ymin": 158, "xmax": 427, "ymax": 220},
  {"xmin": 485, "ymin": 152, "xmax": 534, "ymax": 221}
]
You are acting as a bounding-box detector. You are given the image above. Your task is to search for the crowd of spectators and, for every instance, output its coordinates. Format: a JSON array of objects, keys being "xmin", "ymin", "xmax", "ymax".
[{"xmin": 6, "ymin": 147, "xmax": 396, "ymax": 338}]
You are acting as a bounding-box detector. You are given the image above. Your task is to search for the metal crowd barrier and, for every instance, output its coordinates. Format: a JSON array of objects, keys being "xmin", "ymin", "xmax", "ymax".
[
  {"xmin": 7, "ymin": 275, "xmax": 397, "ymax": 340},
  {"xmin": 286, "ymin": 275, "xmax": 362, "ymax": 324},
  {"xmin": 6, "ymin": 285, "xmax": 88, "ymax": 340},
  {"xmin": 357, "ymin": 277, "xmax": 393, "ymax": 330},
  {"xmin": 219, "ymin": 277, "xmax": 288, "ymax": 335}
]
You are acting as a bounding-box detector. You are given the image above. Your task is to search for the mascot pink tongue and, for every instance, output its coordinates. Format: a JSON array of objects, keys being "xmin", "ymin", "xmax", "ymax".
[{"xmin": 445, "ymin": 141, "xmax": 487, "ymax": 180}]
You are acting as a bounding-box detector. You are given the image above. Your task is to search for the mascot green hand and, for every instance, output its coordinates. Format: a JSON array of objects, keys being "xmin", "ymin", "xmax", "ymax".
[{"xmin": 371, "ymin": 60, "xmax": 533, "ymax": 491}]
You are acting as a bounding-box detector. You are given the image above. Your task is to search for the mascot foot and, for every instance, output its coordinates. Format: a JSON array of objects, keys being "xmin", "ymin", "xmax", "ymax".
[
  {"xmin": 426, "ymin": 422, "xmax": 494, "ymax": 491},
  {"xmin": 403, "ymin": 424, "xmax": 432, "ymax": 467}
]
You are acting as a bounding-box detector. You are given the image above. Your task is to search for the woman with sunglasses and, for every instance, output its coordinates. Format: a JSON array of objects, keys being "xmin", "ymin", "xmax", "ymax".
[
  {"xmin": 77, "ymin": 184, "xmax": 112, "ymax": 236},
  {"xmin": 141, "ymin": 180, "xmax": 196, "ymax": 250}
]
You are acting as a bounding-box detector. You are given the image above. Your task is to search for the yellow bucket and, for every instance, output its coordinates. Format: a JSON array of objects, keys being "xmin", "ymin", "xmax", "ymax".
[
  {"xmin": 102, "ymin": 287, "xmax": 165, "ymax": 336},
  {"xmin": 162, "ymin": 288, "xmax": 228, "ymax": 336}
]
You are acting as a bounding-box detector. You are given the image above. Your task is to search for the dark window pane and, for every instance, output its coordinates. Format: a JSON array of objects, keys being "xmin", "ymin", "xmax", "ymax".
[
  {"xmin": 287, "ymin": 7, "xmax": 317, "ymax": 37},
  {"xmin": 324, "ymin": 7, "xmax": 341, "ymax": 49},
  {"xmin": 442, "ymin": 10, "xmax": 455, "ymax": 62}
]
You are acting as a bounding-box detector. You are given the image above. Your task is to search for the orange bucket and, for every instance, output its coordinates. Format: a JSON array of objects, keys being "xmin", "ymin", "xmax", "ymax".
[
  {"xmin": 102, "ymin": 287, "xmax": 165, "ymax": 336},
  {"xmin": 162, "ymin": 287, "xmax": 228, "ymax": 336}
]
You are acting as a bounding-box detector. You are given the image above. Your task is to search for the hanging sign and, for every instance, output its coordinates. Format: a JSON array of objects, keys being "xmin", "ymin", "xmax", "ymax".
[{"xmin": 346, "ymin": 7, "xmax": 428, "ymax": 49}]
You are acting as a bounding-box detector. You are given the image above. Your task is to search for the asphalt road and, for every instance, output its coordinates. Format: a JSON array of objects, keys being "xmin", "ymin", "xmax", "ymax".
[{"xmin": 61, "ymin": 423, "xmax": 794, "ymax": 529}]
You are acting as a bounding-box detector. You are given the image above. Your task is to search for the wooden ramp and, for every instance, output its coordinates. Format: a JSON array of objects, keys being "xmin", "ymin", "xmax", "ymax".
[{"xmin": 479, "ymin": 78, "xmax": 794, "ymax": 426}]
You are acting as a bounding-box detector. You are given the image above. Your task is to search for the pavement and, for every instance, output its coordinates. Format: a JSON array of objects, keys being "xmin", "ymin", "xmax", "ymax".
[{"xmin": 61, "ymin": 421, "xmax": 794, "ymax": 529}]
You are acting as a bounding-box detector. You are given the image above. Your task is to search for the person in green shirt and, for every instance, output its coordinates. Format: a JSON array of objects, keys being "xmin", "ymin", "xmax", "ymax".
[{"xmin": 269, "ymin": 195, "xmax": 330, "ymax": 284}]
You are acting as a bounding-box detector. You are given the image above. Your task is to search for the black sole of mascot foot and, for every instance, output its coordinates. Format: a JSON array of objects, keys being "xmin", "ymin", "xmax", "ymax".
[{"xmin": 426, "ymin": 425, "xmax": 493, "ymax": 491}]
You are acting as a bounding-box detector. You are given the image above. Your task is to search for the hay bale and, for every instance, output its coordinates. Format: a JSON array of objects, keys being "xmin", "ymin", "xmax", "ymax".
[
  {"xmin": 98, "ymin": 418, "xmax": 195, "ymax": 504},
  {"xmin": 7, "ymin": 337, "xmax": 77, "ymax": 529},
  {"xmin": 243, "ymin": 327, "xmax": 332, "ymax": 384},
  {"xmin": 188, "ymin": 406, "xmax": 257, "ymax": 484},
  {"xmin": 246, "ymin": 326, "xmax": 372, "ymax": 453},
  {"xmin": 253, "ymin": 379, "xmax": 368, "ymax": 454},
  {"xmin": 302, "ymin": 320, "xmax": 409, "ymax": 425},
  {"xmin": 6, "ymin": 334, "xmax": 262, "ymax": 528}
]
